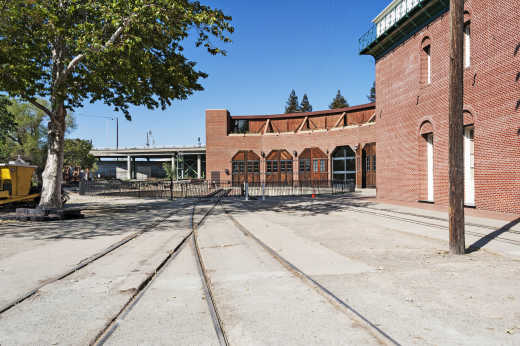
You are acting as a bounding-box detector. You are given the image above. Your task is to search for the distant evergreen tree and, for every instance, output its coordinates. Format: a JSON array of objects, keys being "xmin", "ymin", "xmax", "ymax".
[
  {"xmin": 329, "ymin": 90, "xmax": 349, "ymax": 109},
  {"xmin": 300, "ymin": 94, "xmax": 312, "ymax": 112},
  {"xmin": 367, "ymin": 82, "xmax": 376, "ymax": 103},
  {"xmin": 285, "ymin": 90, "xmax": 300, "ymax": 113}
]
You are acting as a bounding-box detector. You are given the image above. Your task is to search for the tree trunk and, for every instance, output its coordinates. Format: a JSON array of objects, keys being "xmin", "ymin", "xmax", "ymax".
[{"xmin": 39, "ymin": 103, "xmax": 66, "ymax": 209}]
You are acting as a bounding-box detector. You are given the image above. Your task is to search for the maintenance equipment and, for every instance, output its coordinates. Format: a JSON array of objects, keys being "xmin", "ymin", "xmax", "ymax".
[{"xmin": 0, "ymin": 157, "xmax": 40, "ymax": 206}]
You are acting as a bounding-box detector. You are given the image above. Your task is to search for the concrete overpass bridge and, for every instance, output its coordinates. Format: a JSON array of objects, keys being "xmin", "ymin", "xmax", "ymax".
[{"xmin": 90, "ymin": 146, "xmax": 206, "ymax": 180}]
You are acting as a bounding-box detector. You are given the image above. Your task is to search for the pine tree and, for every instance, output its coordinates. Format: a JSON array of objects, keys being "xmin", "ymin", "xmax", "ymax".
[
  {"xmin": 300, "ymin": 94, "xmax": 312, "ymax": 112},
  {"xmin": 329, "ymin": 90, "xmax": 349, "ymax": 109},
  {"xmin": 285, "ymin": 90, "xmax": 300, "ymax": 113},
  {"xmin": 367, "ymin": 82, "xmax": 376, "ymax": 103}
]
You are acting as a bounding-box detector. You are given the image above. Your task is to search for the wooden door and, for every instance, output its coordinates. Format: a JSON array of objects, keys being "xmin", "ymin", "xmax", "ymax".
[
  {"xmin": 299, "ymin": 148, "xmax": 328, "ymax": 184},
  {"xmin": 266, "ymin": 150, "xmax": 293, "ymax": 184},
  {"xmin": 363, "ymin": 143, "xmax": 376, "ymax": 188}
]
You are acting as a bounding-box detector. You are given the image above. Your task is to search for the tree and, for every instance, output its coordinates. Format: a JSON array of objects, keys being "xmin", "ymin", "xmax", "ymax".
[
  {"xmin": 0, "ymin": 1, "xmax": 233, "ymax": 208},
  {"xmin": 162, "ymin": 162, "xmax": 175, "ymax": 180},
  {"xmin": 367, "ymin": 82, "xmax": 376, "ymax": 103},
  {"xmin": 0, "ymin": 99, "xmax": 49, "ymax": 170},
  {"xmin": 329, "ymin": 90, "xmax": 349, "ymax": 109},
  {"xmin": 0, "ymin": 96, "xmax": 15, "ymax": 151},
  {"xmin": 0, "ymin": 98, "xmax": 76, "ymax": 180},
  {"xmin": 63, "ymin": 139, "xmax": 96, "ymax": 170},
  {"xmin": 300, "ymin": 94, "xmax": 312, "ymax": 113},
  {"xmin": 285, "ymin": 90, "xmax": 300, "ymax": 113}
]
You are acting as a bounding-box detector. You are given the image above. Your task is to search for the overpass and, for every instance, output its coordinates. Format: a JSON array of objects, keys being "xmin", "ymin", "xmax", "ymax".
[{"xmin": 90, "ymin": 146, "xmax": 206, "ymax": 180}]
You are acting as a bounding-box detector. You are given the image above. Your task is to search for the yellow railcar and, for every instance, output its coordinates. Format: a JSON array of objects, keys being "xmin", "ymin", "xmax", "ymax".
[{"xmin": 0, "ymin": 160, "xmax": 40, "ymax": 206}]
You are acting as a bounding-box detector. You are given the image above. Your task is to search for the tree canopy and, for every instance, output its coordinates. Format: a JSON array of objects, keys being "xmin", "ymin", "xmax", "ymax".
[
  {"xmin": 64, "ymin": 139, "xmax": 96, "ymax": 169},
  {"xmin": 0, "ymin": 0, "xmax": 233, "ymax": 207},
  {"xmin": 0, "ymin": 96, "xmax": 15, "ymax": 149},
  {"xmin": 329, "ymin": 90, "xmax": 349, "ymax": 109},
  {"xmin": 367, "ymin": 82, "xmax": 376, "ymax": 103},
  {"xmin": 300, "ymin": 94, "xmax": 312, "ymax": 113},
  {"xmin": 285, "ymin": 90, "xmax": 300, "ymax": 113},
  {"xmin": 0, "ymin": 0, "xmax": 234, "ymax": 120}
]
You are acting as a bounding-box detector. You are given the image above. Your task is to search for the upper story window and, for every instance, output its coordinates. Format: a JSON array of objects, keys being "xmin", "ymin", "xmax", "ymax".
[
  {"xmin": 424, "ymin": 45, "xmax": 431, "ymax": 84},
  {"xmin": 464, "ymin": 21, "xmax": 471, "ymax": 68},
  {"xmin": 420, "ymin": 37, "xmax": 432, "ymax": 85},
  {"xmin": 230, "ymin": 119, "xmax": 249, "ymax": 134}
]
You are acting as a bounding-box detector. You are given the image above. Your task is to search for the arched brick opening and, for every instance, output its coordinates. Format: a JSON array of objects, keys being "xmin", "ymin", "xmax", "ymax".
[
  {"xmin": 231, "ymin": 150, "xmax": 260, "ymax": 186},
  {"xmin": 299, "ymin": 148, "xmax": 328, "ymax": 184},
  {"xmin": 265, "ymin": 150, "xmax": 293, "ymax": 184},
  {"xmin": 418, "ymin": 121, "xmax": 434, "ymax": 202}
]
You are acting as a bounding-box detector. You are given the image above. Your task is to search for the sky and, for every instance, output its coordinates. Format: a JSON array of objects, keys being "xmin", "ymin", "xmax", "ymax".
[{"xmin": 68, "ymin": 1, "xmax": 388, "ymax": 149}]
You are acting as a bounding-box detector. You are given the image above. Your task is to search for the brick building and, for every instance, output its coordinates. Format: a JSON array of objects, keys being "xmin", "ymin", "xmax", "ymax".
[
  {"xmin": 205, "ymin": 103, "xmax": 376, "ymax": 188},
  {"xmin": 360, "ymin": 0, "xmax": 520, "ymax": 214}
]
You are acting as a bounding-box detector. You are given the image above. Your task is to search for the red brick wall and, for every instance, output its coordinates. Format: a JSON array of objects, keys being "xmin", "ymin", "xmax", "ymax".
[
  {"xmin": 206, "ymin": 107, "xmax": 376, "ymax": 186},
  {"xmin": 375, "ymin": 0, "xmax": 520, "ymax": 214}
]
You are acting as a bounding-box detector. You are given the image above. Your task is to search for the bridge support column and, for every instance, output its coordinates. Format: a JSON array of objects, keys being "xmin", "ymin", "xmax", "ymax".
[
  {"xmin": 126, "ymin": 156, "xmax": 131, "ymax": 180},
  {"xmin": 171, "ymin": 155, "xmax": 177, "ymax": 181},
  {"xmin": 197, "ymin": 154, "xmax": 201, "ymax": 179}
]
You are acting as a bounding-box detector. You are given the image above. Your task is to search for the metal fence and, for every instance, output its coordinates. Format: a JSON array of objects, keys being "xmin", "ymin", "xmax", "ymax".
[
  {"xmin": 79, "ymin": 179, "xmax": 355, "ymax": 200},
  {"xmin": 80, "ymin": 180, "xmax": 219, "ymax": 199}
]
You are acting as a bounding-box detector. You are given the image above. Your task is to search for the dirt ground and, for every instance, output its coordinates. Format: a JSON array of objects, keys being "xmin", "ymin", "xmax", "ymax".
[
  {"xmin": 222, "ymin": 195, "xmax": 520, "ymax": 345},
  {"xmin": 0, "ymin": 192, "xmax": 519, "ymax": 345}
]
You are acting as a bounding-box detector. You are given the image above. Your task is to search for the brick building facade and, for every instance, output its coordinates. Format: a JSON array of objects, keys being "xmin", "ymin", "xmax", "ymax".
[
  {"xmin": 360, "ymin": 0, "xmax": 520, "ymax": 214},
  {"xmin": 205, "ymin": 104, "xmax": 376, "ymax": 188}
]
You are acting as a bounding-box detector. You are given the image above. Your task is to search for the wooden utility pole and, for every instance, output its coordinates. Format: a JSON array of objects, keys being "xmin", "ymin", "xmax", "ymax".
[{"xmin": 448, "ymin": 0, "xmax": 466, "ymax": 254}]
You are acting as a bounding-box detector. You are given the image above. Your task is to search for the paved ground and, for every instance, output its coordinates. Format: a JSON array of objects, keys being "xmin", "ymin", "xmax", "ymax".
[{"xmin": 0, "ymin": 192, "xmax": 519, "ymax": 345}]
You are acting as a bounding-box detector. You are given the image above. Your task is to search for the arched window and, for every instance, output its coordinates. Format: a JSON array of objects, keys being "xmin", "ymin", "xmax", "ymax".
[
  {"xmin": 332, "ymin": 146, "xmax": 356, "ymax": 183},
  {"xmin": 464, "ymin": 13, "xmax": 471, "ymax": 68},
  {"xmin": 421, "ymin": 37, "xmax": 432, "ymax": 85},
  {"xmin": 299, "ymin": 148, "xmax": 328, "ymax": 183},
  {"xmin": 231, "ymin": 151, "xmax": 260, "ymax": 185},
  {"xmin": 266, "ymin": 150, "xmax": 293, "ymax": 184}
]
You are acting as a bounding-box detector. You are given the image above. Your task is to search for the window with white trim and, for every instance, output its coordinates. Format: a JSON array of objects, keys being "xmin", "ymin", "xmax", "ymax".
[{"xmin": 464, "ymin": 22, "xmax": 471, "ymax": 68}]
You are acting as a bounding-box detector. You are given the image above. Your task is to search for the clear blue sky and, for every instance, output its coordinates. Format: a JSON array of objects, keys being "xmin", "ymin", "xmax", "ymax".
[{"xmin": 69, "ymin": 1, "xmax": 387, "ymax": 149}]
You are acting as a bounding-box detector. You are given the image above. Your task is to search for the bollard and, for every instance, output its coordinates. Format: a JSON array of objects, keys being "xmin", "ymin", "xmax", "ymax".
[
  {"xmin": 262, "ymin": 183, "xmax": 265, "ymax": 201},
  {"xmin": 79, "ymin": 180, "xmax": 86, "ymax": 195},
  {"xmin": 245, "ymin": 181, "xmax": 249, "ymax": 201}
]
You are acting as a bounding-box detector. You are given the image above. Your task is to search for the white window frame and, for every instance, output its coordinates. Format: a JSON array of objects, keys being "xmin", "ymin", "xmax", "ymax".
[
  {"xmin": 426, "ymin": 134, "xmax": 434, "ymax": 202},
  {"xmin": 464, "ymin": 22, "xmax": 471, "ymax": 68},
  {"xmin": 425, "ymin": 45, "xmax": 431, "ymax": 84}
]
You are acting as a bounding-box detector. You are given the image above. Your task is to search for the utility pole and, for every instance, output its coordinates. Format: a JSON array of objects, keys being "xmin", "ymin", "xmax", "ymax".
[
  {"xmin": 448, "ymin": 0, "xmax": 465, "ymax": 254},
  {"xmin": 116, "ymin": 117, "xmax": 119, "ymax": 150}
]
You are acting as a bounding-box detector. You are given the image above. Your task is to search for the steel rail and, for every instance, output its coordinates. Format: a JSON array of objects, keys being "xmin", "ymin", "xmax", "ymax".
[
  {"xmin": 339, "ymin": 206, "xmax": 520, "ymax": 247},
  {"xmin": 221, "ymin": 204, "xmax": 402, "ymax": 346},
  {"xmin": 192, "ymin": 203, "xmax": 230, "ymax": 346},
  {"xmin": 0, "ymin": 200, "xmax": 193, "ymax": 315},
  {"xmin": 91, "ymin": 191, "xmax": 229, "ymax": 346}
]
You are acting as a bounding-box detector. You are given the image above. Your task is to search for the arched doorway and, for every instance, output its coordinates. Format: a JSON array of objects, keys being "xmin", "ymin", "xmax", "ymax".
[
  {"xmin": 265, "ymin": 150, "xmax": 293, "ymax": 184},
  {"xmin": 332, "ymin": 146, "xmax": 356, "ymax": 183},
  {"xmin": 299, "ymin": 148, "xmax": 328, "ymax": 183},
  {"xmin": 231, "ymin": 151, "xmax": 260, "ymax": 186},
  {"xmin": 419, "ymin": 121, "xmax": 434, "ymax": 202}
]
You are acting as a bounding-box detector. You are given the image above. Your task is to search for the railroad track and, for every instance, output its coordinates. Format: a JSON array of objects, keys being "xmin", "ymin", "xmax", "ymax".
[
  {"xmin": 92, "ymin": 191, "xmax": 229, "ymax": 345},
  {"xmin": 0, "ymin": 200, "xmax": 191, "ymax": 315},
  {"xmin": 220, "ymin": 203, "xmax": 401, "ymax": 346},
  {"xmin": 340, "ymin": 205, "xmax": 520, "ymax": 248}
]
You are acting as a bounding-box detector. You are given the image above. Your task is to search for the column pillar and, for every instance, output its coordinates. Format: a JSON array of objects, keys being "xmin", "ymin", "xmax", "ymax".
[
  {"xmin": 127, "ymin": 155, "xmax": 131, "ymax": 180},
  {"xmin": 172, "ymin": 155, "xmax": 177, "ymax": 180},
  {"xmin": 197, "ymin": 154, "xmax": 201, "ymax": 179}
]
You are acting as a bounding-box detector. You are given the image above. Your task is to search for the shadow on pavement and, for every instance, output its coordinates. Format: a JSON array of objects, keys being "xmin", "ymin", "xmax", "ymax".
[
  {"xmin": 0, "ymin": 199, "xmax": 193, "ymax": 241},
  {"xmin": 467, "ymin": 217, "xmax": 520, "ymax": 253}
]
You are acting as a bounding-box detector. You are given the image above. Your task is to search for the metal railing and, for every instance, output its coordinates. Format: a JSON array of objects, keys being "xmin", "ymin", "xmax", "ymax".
[
  {"xmin": 359, "ymin": 0, "xmax": 430, "ymax": 53},
  {"xmin": 79, "ymin": 179, "xmax": 355, "ymax": 200},
  {"xmin": 80, "ymin": 179, "xmax": 219, "ymax": 199}
]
